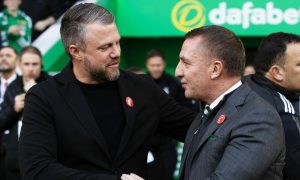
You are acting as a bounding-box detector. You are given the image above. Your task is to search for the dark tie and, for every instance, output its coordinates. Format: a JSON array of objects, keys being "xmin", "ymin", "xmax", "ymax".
[{"xmin": 202, "ymin": 105, "xmax": 212, "ymax": 119}]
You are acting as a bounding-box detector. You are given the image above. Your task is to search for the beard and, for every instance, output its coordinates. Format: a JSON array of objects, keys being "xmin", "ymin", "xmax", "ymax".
[
  {"xmin": 0, "ymin": 66, "xmax": 13, "ymax": 73},
  {"xmin": 83, "ymin": 58, "xmax": 120, "ymax": 83}
]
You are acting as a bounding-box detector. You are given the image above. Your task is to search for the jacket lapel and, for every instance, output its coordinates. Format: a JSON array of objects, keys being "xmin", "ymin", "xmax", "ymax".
[
  {"xmin": 179, "ymin": 114, "xmax": 202, "ymax": 177},
  {"xmin": 194, "ymin": 105, "xmax": 236, "ymax": 153},
  {"xmin": 115, "ymin": 72, "xmax": 137, "ymax": 161},
  {"xmin": 193, "ymin": 85, "xmax": 249, "ymax": 157},
  {"xmin": 54, "ymin": 63, "xmax": 111, "ymax": 160},
  {"xmin": 179, "ymin": 83, "xmax": 250, "ymax": 178}
]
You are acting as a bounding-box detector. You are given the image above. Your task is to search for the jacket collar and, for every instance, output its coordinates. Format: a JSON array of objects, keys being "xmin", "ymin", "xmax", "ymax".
[
  {"xmin": 251, "ymin": 74, "xmax": 299, "ymax": 102},
  {"xmin": 54, "ymin": 63, "xmax": 137, "ymax": 162}
]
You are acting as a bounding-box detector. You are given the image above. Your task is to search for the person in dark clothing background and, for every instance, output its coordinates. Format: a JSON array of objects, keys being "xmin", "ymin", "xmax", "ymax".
[
  {"xmin": 0, "ymin": 45, "xmax": 19, "ymax": 180},
  {"xmin": 20, "ymin": 0, "xmax": 61, "ymax": 40},
  {"xmin": 243, "ymin": 32, "xmax": 300, "ymax": 180},
  {"xmin": 0, "ymin": 45, "xmax": 51, "ymax": 180},
  {"xmin": 145, "ymin": 49, "xmax": 198, "ymax": 180}
]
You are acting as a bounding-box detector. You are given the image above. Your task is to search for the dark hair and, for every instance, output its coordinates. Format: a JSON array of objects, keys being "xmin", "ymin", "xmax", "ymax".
[
  {"xmin": 19, "ymin": 46, "xmax": 42, "ymax": 61},
  {"xmin": 60, "ymin": 3, "xmax": 115, "ymax": 56},
  {"xmin": 185, "ymin": 25, "xmax": 246, "ymax": 77},
  {"xmin": 146, "ymin": 49, "xmax": 165, "ymax": 62},
  {"xmin": 253, "ymin": 32, "xmax": 300, "ymax": 76},
  {"xmin": 0, "ymin": 46, "xmax": 17, "ymax": 55}
]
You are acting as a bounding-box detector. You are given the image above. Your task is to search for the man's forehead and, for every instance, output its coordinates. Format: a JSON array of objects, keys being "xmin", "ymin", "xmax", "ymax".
[
  {"xmin": 286, "ymin": 42, "xmax": 300, "ymax": 52},
  {"xmin": 0, "ymin": 47, "xmax": 15, "ymax": 54},
  {"xmin": 85, "ymin": 23, "xmax": 120, "ymax": 40},
  {"xmin": 86, "ymin": 22, "xmax": 118, "ymax": 33}
]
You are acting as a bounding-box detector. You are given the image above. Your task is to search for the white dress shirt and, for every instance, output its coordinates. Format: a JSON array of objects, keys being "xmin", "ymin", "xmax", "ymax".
[{"xmin": 209, "ymin": 81, "xmax": 242, "ymax": 110}]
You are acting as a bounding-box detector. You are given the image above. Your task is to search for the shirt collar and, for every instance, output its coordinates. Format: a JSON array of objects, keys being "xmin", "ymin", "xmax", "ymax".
[
  {"xmin": 3, "ymin": 8, "xmax": 21, "ymax": 18},
  {"xmin": 209, "ymin": 80, "xmax": 242, "ymax": 110},
  {"xmin": 1, "ymin": 73, "xmax": 17, "ymax": 85}
]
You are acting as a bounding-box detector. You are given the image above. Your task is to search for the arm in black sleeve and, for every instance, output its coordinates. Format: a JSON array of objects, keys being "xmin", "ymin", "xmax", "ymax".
[
  {"xmin": 19, "ymin": 88, "xmax": 118, "ymax": 180},
  {"xmin": 281, "ymin": 114, "xmax": 300, "ymax": 180},
  {"xmin": 0, "ymin": 91, "xmax": 22, "ymax": 132}
]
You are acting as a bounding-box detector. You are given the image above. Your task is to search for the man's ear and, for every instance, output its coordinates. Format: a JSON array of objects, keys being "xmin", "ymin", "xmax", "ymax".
[
  {"xmin": 209, "ymin": 60, "xmax": 223, "ymax": 80},
  {"xmin": 69, "ymin": 45, "xmax": 83, "ymax": 61},
  {"xmin": 268, "ymin": 65, "xmax": 285, "ymax": 82}
]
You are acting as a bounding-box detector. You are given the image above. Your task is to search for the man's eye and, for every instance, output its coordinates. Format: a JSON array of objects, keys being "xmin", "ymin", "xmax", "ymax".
[{"xmin": 99, "ymin": 45, "xmax": 110, "ymax": 51}]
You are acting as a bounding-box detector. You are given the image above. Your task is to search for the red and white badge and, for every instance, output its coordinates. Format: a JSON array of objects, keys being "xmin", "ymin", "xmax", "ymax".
[
  {"xmin": 126, "ymin": 96, "xmax": 134, "ymax": 108},
  {"xmin": 217, "ymin": 114, "xmax": 226, "ymax": 125}
]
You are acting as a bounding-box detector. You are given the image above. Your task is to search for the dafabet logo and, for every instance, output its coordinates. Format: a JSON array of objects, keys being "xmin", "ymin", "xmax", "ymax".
[
  {"xmin": 171, "ymin": 0, "xmax": 206, "ymax": 33},
  {"xmin": 172, "ymin": 1, "xmax": 300, "ymax": 33}
]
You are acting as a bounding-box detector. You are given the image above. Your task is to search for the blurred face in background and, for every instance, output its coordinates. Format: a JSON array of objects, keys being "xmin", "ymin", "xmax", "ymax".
[
  {"xmin": 146, "ymin": 56, "xmax": 166, "ymax": 79},
  {"xmin": 244, "ymin": 65, "xmax": 255, "ymax": 76},
  {"xmin": 0, "ymin": 47, "xmax": 17, "ymax": 73},
  {"xmin": 3, "ymin": 0, "xmax": 21, "ymax": 12},
  {"xmin": 280, "ymin": 43, "xmax": 300, "ymax": 92},
  {"xmin": 20, "ymin": 53, "xmax": 42, "ymax": 82}
]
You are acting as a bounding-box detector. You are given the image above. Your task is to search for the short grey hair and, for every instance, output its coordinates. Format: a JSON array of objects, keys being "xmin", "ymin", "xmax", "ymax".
[{"xmin": 60, "ymin": 3, "xmax": 115, "ymax": 56}]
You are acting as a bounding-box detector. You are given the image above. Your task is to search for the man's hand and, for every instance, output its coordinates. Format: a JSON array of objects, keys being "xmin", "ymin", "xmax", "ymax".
[
  {"xmin": 121, "ymin": 173, "xmax": 144, "ymax": 180},
  {"xmin": 14, "ymin": 93, "xmax": 26, "ymax": 113},
  {"xmin": 34, "ymin": 21, "xmax": 48, "ymax": 31},
  {"xmin": 34, "ymin": 16, "xmax": 55, "ymax": 31},
  {"xmin": 8, "ymin": 25, "xmax": 21, "ymax": 36},
  {"xmin": 24, "ymin": 79, "xmax": 37, "ymax": 92}
]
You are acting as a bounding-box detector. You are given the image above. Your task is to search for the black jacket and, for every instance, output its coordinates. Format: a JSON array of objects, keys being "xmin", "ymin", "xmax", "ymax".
[
  {"xmin": 243, "ymin": 74, "xmax": 300, "ymax": 180},
  {"xmin": 19, "ymin": 63, "xmax": 196, "ymax": 180}
]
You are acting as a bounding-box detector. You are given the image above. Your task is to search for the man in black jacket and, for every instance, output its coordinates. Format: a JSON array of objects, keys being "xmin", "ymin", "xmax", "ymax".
[
  {"xmin": 19, "ymin": 3, "xmax": 195, "ymax": 180},
  {"xmin": 0, "ymin": 46, "xmax": 51, "ymax": 180},
  {"xmin": 244, "ymin": 32, "xmax": 300, "ymax": 180}
]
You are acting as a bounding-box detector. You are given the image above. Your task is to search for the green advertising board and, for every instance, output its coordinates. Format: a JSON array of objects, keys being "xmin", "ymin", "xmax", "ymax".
[
  {"xmin": 36, "ymin": 0, "xmax": 300, "ymax": 71},
  {"xmin": 117, "ymin": 0, "xmax": 300, "ymax": 37}
]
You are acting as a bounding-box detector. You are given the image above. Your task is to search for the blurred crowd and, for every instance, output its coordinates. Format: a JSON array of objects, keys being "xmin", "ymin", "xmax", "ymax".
[{"xmin": 0, "ymin": 0, "xmax": 80, "ymax": 52}]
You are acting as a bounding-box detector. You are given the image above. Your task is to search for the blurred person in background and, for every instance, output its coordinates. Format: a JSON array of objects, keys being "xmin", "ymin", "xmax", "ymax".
[
  {"xmin": 146, "ymin": 49, "xmax": 200, "ymax": 111},
  {"xmin": 0, "ymin": 45, "xmax": 18, "ymax": 180},
  {"xmin": 0, "ymin": 0, "xmax": 32, "ymax": 52},
  {"xmin": 20, "ymin": 0, "xmax": 61, "ymax": 40},
  {"xmin": 0, "ymin": 46, "xmax": 18, "ymax": 104},
  {"xmin": 244, "ymin": 32, "xmax": 300, "ymax": 180},
  {"xmin": 0, "ymin": 45, "xmax": 50, "ymax": 180},
  {"xmin": 243, "ymin": 64, "xmax": 255, "ymax": 75}
]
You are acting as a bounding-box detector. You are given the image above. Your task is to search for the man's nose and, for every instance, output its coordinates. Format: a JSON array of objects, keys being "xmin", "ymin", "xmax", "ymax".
[
  {"xmin": 110, "ymin": 44, "xmax": 121, "ymax": 59},
  {"xmin": 175, "ymin": 62, "xmax": 183, "ymax": 78}
]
